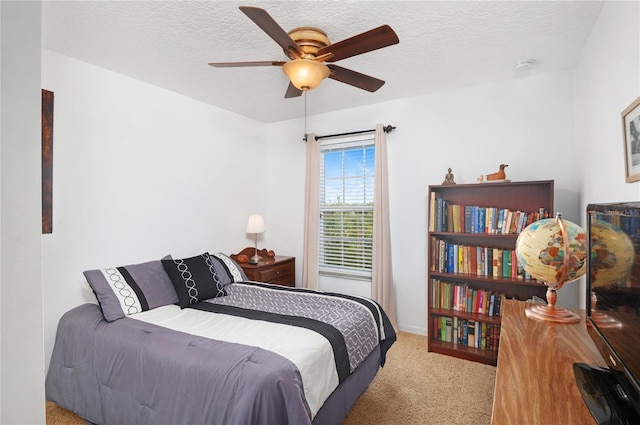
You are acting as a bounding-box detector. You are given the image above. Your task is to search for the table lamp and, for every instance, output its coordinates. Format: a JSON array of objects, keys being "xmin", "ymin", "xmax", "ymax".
[{"xmin": 246, "ymin": 214, "xmax": 265, "ymax": 264}]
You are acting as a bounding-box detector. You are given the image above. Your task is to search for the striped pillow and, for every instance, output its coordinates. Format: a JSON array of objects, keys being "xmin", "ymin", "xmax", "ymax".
[{"xmin": 84, "ymin": 259, "xmax": 179, "ymax": 322}]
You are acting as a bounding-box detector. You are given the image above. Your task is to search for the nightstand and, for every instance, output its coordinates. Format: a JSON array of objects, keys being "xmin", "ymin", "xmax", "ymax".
[{"xmin": 230, "ymin": 248, "xmax": 295, "ymax": 287}]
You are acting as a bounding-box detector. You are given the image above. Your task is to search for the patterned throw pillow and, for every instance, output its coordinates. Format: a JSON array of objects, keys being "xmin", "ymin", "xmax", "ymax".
[
  {"xmin": 84, "ymin": 259, "xmax": 179, "ymax": 322},
  {"xmin": 162, "ymin": 252, "xmax": 226, "ymax": 308},
  {"xmin": 211, "ymin": 252, "xmax": 248, "ymax": 284}
]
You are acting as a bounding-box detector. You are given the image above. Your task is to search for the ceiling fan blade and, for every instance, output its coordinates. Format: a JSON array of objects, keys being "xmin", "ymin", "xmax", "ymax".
[
  {"xmin": 239, "ymin": 6, "xmax": 304, "ymax": 58},
  {"xmin": 284, "ymin": 82, "xmax": 303, "ymax": 98},
  {"xmin": 327, "ymin": 64, "xmax": 385, "ymax": 92},
  {"xmin": 318, "ymin": 25, "xmax": 399, "ymax": 62},
  {"xmin": 208, "ymin": 61, "xmax": 286, "ymax": 68}
]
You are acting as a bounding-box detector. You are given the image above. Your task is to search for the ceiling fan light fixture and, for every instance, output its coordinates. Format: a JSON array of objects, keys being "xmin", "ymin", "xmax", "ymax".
[{"xmin": 282, "ymin": 59, "xmax": 330, "ymax": 91}]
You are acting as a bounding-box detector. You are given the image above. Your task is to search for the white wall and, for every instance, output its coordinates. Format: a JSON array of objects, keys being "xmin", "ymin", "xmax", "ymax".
[
  {"xmin": 265, "ymin": 70, "xmax": 582, "ymax": 334},
  {"xmin": 41, "ymin": 50, "xmax": 269, "ymax": 370},
  {"xmin": 576, "ymin": 0, "xmax": 640, "ymax": 307},
  {"xmin": 1, "ymin": 2, "xmax": 46, "ymax": 423}
]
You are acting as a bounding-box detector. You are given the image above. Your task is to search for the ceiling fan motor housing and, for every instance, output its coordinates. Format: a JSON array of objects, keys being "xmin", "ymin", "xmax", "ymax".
[{"xmin": 286, "ymin": 27, "xmax": 330, "ymax": 59}]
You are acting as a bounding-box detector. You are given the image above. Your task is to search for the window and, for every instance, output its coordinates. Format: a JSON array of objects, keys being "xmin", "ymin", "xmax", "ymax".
[{"xmin": 319, "ymin": 137, "xmax": 374, "ymax": 279}]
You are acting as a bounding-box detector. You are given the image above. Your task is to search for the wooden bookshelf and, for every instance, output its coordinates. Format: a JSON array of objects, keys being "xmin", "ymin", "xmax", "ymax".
[{"xmin": 427, "ymin": 180, "xmax": 554, "ymax": 365}]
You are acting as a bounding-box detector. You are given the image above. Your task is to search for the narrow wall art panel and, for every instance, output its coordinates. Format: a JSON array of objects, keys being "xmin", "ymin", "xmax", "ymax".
[{"xmin": 42, "ymin": 89, "xmax": 53, "ymax": 234}]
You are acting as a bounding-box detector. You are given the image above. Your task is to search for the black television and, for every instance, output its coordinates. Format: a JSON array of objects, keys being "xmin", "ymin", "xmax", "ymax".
[{"xmin": 574, "ymin": 202, "xmax": 640, "ymax": 424}]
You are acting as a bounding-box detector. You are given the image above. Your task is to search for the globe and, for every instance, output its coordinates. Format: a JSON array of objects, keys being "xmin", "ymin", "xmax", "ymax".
[
  {"xmin": 515, "ymin": 214, "xmax": 588, "ymax": 323},
  {"xmin": 516, "ymin": 217, "xmax": 588, "ymax": 285},
  {"xmin": 590, "ymin": 219, "xmax": 635, "ymax": 287}
]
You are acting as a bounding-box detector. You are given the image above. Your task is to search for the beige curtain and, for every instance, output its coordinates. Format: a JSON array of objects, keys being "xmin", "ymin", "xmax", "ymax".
[
  {"xmin": 372, "ymin": 124, "xmax": 398, "ymax": 329},
  {"xmin": 302, "ymin": 133, "xmax": 320, "ymax": 289}
]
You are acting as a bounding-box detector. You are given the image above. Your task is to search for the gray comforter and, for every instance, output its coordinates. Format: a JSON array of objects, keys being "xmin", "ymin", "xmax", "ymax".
[{"xmin": 46, "ymin": 283, "xmax": 395, "ymax": 425}]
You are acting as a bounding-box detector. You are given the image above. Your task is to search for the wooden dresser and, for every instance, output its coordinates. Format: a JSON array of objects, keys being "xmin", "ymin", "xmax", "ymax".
[
  {"xmin": 230, "ymin": 248, "xmax": 295, "ymax": 287},
  {"xmin": 492, "ymin": 299, "xmax": 607, "ymax": 424}
]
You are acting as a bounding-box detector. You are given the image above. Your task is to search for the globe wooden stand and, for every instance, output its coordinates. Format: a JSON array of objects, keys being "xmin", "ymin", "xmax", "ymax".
[{"xmin": 525, "ymin": 283, "xmax": 580, "ymax": 324}]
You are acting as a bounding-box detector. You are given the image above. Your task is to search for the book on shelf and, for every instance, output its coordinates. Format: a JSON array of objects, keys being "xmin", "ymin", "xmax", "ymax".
[
  {"xmin": 502, "ymin": 250, "xmax": 512, "ymax": 278},
  {"xmin": 452, "ymin": 317, "xmax": 459, "ymax": 345},
  {"xmin": 496, "ymin": 209, "xmax": 504, "ymax": 234},
  {"xmin": 446, "ymin": 244, "xmax": 453, "ymax": 273},
  {"xmin": 467, "ymin": 321, "xmax": 476, "ymax": 348},
  {"xmin": 461, "ymin": 320, "xmax": 469, "ymax": 345},
  {"xmin": 503, "ymin": 210, "xmax": 512, "ymax": 234},
  {"xmin": 468, "ymin": 207, "xmax": 475, "ymax": 233},
  {"xmin": 477, "ymin": 208, "xmax": 486, "ymax": 234},
  {"xmin": 488, "ymin": 293, "xmax": 496, "ymax": 316},
  {"xmin": 486, "ymin": 248, "xmax": 493, "ymax": 276},
  {"xmin": 480, "ymin": 323, "xmax": 488, "ymax": 350},
  {"xmin": 516, "ymin": 212, "xmax": 528, "ymax": 233},
  {"xmin": 433, "ymin": 197, "xmax": 449, "ymax": 232},
  {"xmin": 492, "ymin": 324, "xmax": 500, "ymax": 351},
  {"xmin": 476, "ymin": 290, "xmax": 484, "ymax": 314},
  {"xmin": 492, "ymin": 248, "xmax": 500, "ymax": 277},
  {"xmin": 494, "ymin": 294, "xmax": 502, "ymax": 317},
  {"xmin": 484, "ymin": 208, "xmax": 492, "ymax": 234},
  {"xmin": 466, "ymin": 287, "xmax": 474, "ymax": 312},
  {"xmin": 429, "ymin": 192, "xmax": 437, "ymax": 232},
  {"xmin": 470, "ymin": 247, "xmax": 478, "ymax": 275},
  {"xmin": 451, "ymin": 204, "xmax": 460, "ymax": 233}
]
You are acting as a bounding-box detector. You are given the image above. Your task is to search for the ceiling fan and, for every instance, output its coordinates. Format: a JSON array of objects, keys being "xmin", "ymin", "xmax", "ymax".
[{"xmin": 208, "ymin": 6, "xmax": 400, "ymax": 98}]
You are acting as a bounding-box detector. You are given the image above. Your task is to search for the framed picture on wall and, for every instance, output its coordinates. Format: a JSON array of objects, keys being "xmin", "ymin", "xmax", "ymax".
[{"xmin": 622, "ymin": 95, "xmax": 640, "ymax": 183}]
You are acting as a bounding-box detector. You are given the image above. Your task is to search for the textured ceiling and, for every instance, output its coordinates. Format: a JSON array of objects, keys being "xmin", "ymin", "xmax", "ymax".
[{"xmin": 42, "ymin": 1, "xmax": 604, "ymax": 123}]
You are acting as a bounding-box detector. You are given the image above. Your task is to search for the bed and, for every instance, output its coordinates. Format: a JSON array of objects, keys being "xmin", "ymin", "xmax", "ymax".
[{"xmin": 45, "ymin": 252, "xmax": 395, "ymax": 425}]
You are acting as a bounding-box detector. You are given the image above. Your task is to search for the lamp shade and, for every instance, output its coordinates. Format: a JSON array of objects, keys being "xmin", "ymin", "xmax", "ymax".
[
  {"xmin": 246, "ymin": 214, "xmax": 265, "ymax": 234},
  {"xmin": 282, "ymin": 59, "xmax": 330, "ymax": 91}
]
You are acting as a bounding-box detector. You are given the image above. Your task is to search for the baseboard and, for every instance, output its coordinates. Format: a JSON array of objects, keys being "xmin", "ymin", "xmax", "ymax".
[{"xmin": 397, "ymin": 324, "xmax": 427, "ymax": 336}]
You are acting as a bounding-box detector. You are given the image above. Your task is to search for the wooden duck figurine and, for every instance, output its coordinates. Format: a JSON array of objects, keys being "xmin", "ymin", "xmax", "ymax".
[{"xmin": 486, "ymin": 164, "xmax": 508, "ymax": 181}]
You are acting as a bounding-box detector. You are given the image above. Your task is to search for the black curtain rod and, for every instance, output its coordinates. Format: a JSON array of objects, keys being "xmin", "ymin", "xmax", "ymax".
[{"xmin": 303, "ymin": 124, "xmax": 396, "ymax": 142}]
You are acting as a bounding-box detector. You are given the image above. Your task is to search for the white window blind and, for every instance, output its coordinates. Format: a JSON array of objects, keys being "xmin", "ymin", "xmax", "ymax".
[{"xmin": 319, "ymin": 137, "xmax": 374, "ymax": 279}]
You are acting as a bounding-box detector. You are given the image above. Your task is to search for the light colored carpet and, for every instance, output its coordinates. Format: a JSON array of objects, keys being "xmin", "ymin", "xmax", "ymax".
[
  {"xmin": 343, "ymin": 332, "xmax": 496, "ymax": 425},
  {"xmin": 46, "ymin": 400, "xmax": 86, "ymax": 425},
  {"xmin": 46, "ymin": 332, "xmax": 496, "ymax": 425}
]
